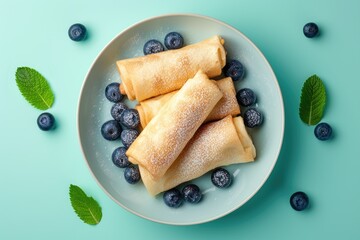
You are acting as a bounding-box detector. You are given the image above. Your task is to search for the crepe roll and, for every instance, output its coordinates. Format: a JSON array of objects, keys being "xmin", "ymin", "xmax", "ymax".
[
  {"xmin": 136, "ymin": 77, "xmax": 240, "ymax": 128},
  {"xmin": 140, "ymin": 116, "xmax": 256, "ymax": 196},
  {"xmin": 126, "ymin": 70, "xmax": 223, "ymax": 180},
  {"xmin": 117, "ymin": 35, "xmax": 226, "ymax": 101}
]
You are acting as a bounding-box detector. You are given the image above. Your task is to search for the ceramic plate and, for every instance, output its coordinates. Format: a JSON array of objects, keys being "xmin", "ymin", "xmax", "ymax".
[{"xmin": 77, "ymin": 14, "xmax": 284, "ymax": 225}]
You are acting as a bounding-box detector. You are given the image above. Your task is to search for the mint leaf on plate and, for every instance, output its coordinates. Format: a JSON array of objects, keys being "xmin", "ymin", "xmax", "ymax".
[
  {"xmin": 299, "ymin": 74, "xmax": 326, "ymax": 125},
  {"xmin": 69, "ymin": 184, "xmax": 102, "ymax": 225},
  {"xmin": 15, "ymin": 67, "xmax": 55, "ymax": 110}
]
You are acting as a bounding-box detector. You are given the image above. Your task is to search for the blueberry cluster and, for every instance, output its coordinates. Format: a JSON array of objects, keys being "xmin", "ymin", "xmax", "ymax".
[
  {"xmin": 143, "ymin": 32, "xmax": 184, "ymax": 55},
  {"xmin": 163, "ymin": 183, "xmax": 203, "ymax": 208}
]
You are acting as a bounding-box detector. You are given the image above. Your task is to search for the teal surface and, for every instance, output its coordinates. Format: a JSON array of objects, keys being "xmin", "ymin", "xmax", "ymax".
[{"xmin": 1, "ymin": 0, "xmax": 359, "ymax": 239}]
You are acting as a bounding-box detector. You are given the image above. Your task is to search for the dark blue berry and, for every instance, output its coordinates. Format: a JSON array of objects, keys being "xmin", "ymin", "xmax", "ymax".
[
  {"xmin": 119, "ymin": 109, "xmax": 140, "ymax": 129},
  {"xmin": 111, "ymin": 102, "xmax": 128, "ymax": 121},
  {"xmin": 163, "ymin": 188, "xmax": 183, "ymax": 208},
  {"xmin": 211, "ymin": 168, "xmax": 232, "ymax": 188},
  {"xmin": 37, "ymin": 112, "xmax": 55, "ymax": 131},
  {"xmin": 243, "ymin": 108, "xmax": 263, "ymax": 128},
  {"xmin": 314, "ymin": 122, "xmax": 332, "ymax": 141},
  {"xmin": 120, "ymin": 129, "xmax": 139, "ymax": 148},
  {"xmin": 236, "ymin": 88, "xmax": 257, "ymax": 107},
  {"xmin": 124, "ymin": 165, "xmax": 141, "ymax": 184},
  {"xmin": 143, "ymin": 39, "xmax": 164, "ymax": 55},
  {"xmin": 164, "ymin": 32, "xmax": 184, "ymax": 50},
  {"xmin": 303, "ymin": 22, "xmax": 319, "ymax": 38},
  {"xmin": 101, "ymin": 120, "xmax": 122, "ymax": 141},
  {"xmin": 182, "ymin": 184, "xmax": 202, "ymax": 204},
  {"xmin": 290, "ymin": 191, "xmax": 309, "ymax": 211},
  {"xmin": 223, "ymin": 59, "xmax": 245, "ymax": 81},
  {"xmin": 112, "ymin": 147, "xmax": 130, "ymax": 168},
  {"xmin": 105, "ymin": 82, "xmax": 123, "ymax": 103},
  {"xmin": 68, "ymin": 23, "xmax": 87, "ymax": 41}
]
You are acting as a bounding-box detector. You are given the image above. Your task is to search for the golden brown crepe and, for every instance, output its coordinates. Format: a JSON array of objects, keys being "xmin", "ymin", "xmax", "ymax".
[
  {"xmin": 117, "ymin": 35, "xmax": 226, "ymax": 101},
  {"xmin": 126, "ymin": 70, "xmax": 223, "ymax": 180}
]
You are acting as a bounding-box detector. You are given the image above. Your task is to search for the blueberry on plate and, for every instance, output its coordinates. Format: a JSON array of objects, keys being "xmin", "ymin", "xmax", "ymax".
[
  {"xmin": 303, "ymin": 22, "xmax": 319, "ymax": 38},
  {"xmin": 182, "ymin": 184, "xmax": 202, "ymax": 204},
  {"xmin": 112, "ymin": 147, "xmax": 130, "ymax": 168},
  {"xmin": 119, "ymin": 109, "xmax": 140, "ymax": 129},
  {"xmin": 223, "ymin": 59, "xmax": 245, "ymax": 81},
  {"xmin": 111, "ymin": 102, "xmax": 128, "ymax": 121},
  {"xmin": 243, "ymin": 108, "xmax": 263, "ymax": 128},
  {"xmin": 37, "ymin": 112, "xmax": 55, "ymax": 131},
  {"xmin": 105, "ymin": 82, "xmax": 123, "ymax": 103},
  {"xmin": 68, "ymin": 23, "xmax": 87, "ymax": 41},
  {"xmin": 164, "ymin": 32, "xmax": 184, "ymax": 50},
  {"xmin": 120, "ymin": 129, "xmax": 139, "ymax": 148},
  {"xmin": 290, "ymin": 191, "xmax": 309, "ymax": 211},
  {"xmin": 163, "ymin": 188, "xmax": 183, "ymax": 208},
  {"xmin": 314, "ymin": 122, "xmax": 332, "ymax": 141},
  {"xmin": 143, "ymin": 39, "xmax": 165, "ymax": 55},
  {"xmin": 101, "ymin": 120, "xmax": 122, "ymax": 141},
  {"xmin": 124, "ymin": 165, "xmax": 141, "ymax": 184},
  {"xmin": 211, "ymin": 168, "xmax": 232, "ymax": 188},
  {"xmin": 236, "ymin": 88, "xmax": 257, "ymax": 107}
]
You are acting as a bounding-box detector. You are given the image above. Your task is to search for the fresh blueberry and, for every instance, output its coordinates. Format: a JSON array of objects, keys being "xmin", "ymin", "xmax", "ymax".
[
  {"xmin": 163, "ymin": 188, "xmax": 183, "ymax": 208},
  {"xmin": 101, "ymin": 120, "xmax": 122, "ymax": 141},
  {"xmin": 105, "ymin": 82, "xmax": 123, "ymax": 103},
  {"xmin": 211, "ymin": 168, "xmax": 232, "ymax": 188},
  {"xmin": 223, "ymin": 59, "xmax": 245, "ymax": 81},
  {"xmin": 182, "ymin": 184, "xmax": 202, "ymax": 204},
  {"xmin": 236, "ymin": 88, "xmax": 257, "ymax": 107},
  {"xmin": 164, "ymin": 32, "xmax": 184, "ymax": 50},
  {"xmin": 303, "ymin": 22, "xmax": 319, "ymax": 38},
  {"xmin": 68, "ymin": 23, "xmax": 87, "ymax": 41},
  {"xmin": 111, "ymin": 102, "xmax": 128, "ymax": 121},
  {"xmin": 243, "ymin": 108, "xmax": 263, "ymax": 128},
  {"xmin": 143, "ymin": 39, "xmax": 165, "ymax": 55},
  {"xmin": 119, "ymin": 109, "xmax": 140, "ymax": 129},
  {"xmin": 124, "ymin": 165, "xmax": 141, "ymax": 184},
  {"xmin": 120, "ymin": 129, "xmax": 139, "ymax": 148},
  {"xmin": 290, "ymin": 191, "xmax": 309, "ymax": 211},
  {"xmin": 37, "ymin": 112, "xmax": 55, "ymax": 131},
  {"xmin": 112, "ymin": 147, "xmax": 130, "ymax": 168},
  {"xmin": 314, "ymin": 122, "xmax": 332, "ymax": 141}
]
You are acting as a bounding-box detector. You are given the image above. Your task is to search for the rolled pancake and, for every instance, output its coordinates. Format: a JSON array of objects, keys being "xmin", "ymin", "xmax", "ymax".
[
  {"xmin": 126, "ymin": 71, "xmax": 223, "ymax": 180},
  {"xmin": 140, "ymin": 116, "xmax": 256, "ymax": 196},
  {"xmin": 136, "ymin": 77, "xmax": 240, "ymax": 128},
  {"xmin": 117, "ymin": 35, "xmax": 226, "ymax": 101}
]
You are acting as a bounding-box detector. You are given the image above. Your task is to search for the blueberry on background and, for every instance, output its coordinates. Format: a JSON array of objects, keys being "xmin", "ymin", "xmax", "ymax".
[
  {"xmin": 182, "ymin": 184, "xmax": 202, "ymax": 204},
  {"xmin": 303, "ymin": 22, "xmax": 319, "ymax": 38},
  {"xmin": 211, "ymin": 168, "xmax": 232, "ymax": 188},
  {"xmin": 37, "ymin": 112, "xmax": 55, "ymax": 131},
  {"xmin": 105, "ymin": 82, "xmax": 123, "ymax": 103},
  {"xmin": 124, "ymin": 165, "xmax": 141, "ymax": 184},
  {"xmin": 163, "ymin": 188, "xmax": 183, "ymax": 208},
  {"xmin": 314, "ymin": 122, "xmax": 332, "ymax": 141},
  {"xmin": 119, "ymin": 109, "xmax": 140, "ymax": 129},
  {"xmin": 236, "ymin": 88, "xmax": 257, "ymax": 107},
  {"xmin": 111, "ymin": 102, "xmax": 128, "ymax": 121},
  {"xmin": 68, "ymin": 23, "xmax": 87, "ymax": 41},
  {"xmin": 223, "ymin": 59, "xmax": 245, "ymax": 81},
  {"xmin": 143, "ymin": 39, "xmax": 165, "ymax": 55},
  {"xmin": 164, "ymin": 32, "xmax": 184, "ymax": 49},
  {"xmin": 112, "ymin": 147, "xmax": 130, "ymax": 168},
  {"xmin": 243, "ymin": 108, "xmax": 263, "ymax": 128},
  {"xmin": 121, "ymin": 129, "xmax": 139, "ymax": 148},
  {"xmin": 290, "ymin": 191, "xmax": 309, "ymax": 211},
  {"xmin": 101, "ymin": 120, "xmax": 122, "ymax": 141}
]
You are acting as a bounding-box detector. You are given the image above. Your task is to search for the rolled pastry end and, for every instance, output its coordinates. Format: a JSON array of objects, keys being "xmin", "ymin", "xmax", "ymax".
[
  {"xmin": 233, "ymin": 116, "xmax": 256, "ymax": 160},
  {"xmin": 135, "ymin": 105, "xmax": 147, "ymax": 129}
]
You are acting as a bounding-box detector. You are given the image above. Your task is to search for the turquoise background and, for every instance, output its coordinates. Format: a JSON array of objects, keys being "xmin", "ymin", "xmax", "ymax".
[{"xmin": 1, "ymin": 0, "xmax": 359, "ymax": 239}]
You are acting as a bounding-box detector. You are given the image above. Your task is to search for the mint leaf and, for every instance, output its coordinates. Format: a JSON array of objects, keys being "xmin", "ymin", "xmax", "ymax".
[
  {"xmin": 299, "ymin": 74, "xmax": 326, "ymax": 125},
  {"xmin": 69, "ymin": 184, "xmax": 102, "ymax": 225},
  {"xmin": 15, "ymin": 67, "xmax": 55, "ymax": 110}
]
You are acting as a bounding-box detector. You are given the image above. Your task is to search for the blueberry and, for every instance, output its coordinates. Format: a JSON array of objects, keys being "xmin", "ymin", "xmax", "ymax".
[
  {"xmin": 68, "ymin": 23, "xmax": 87, "ymax": 41},
  {"xmin": 120, "ymin": 129, "xmax": 139, "ymax": 148},
  {"xmin": 164, "ymin": 32, "xmax": 184, "ymax": 50},
  {"xmin": 303, "ymin": 22, "xmax": 319, "ymax": 38},
  {"xmin": 236, "ymin": 88, "xmax": 257, "ymax": 107},
  {"xmin": 223, "ymin": 59, "xmax": 245, "ymax": 81},
  {"xmin": 211, "ymin": 168, "xmax": 232, "ymax": 188},
  {"xmin": 163, "ymin": 188, "xmax": 183, "ymax": 208},
  {"xmin": 290, "ymin": 191, "xmax": 309, "ymax": 211},
  {"xmin": 182, "ymin": 184, "xmax": 202, "ymax": 204},
  {"xmin": 101, "ymin": 120, "xmax": 122, "ymax": 141},
  {"xmin": 112, "ymin": 147, "xmax": 130, "ymax": 168},
  {"xmin": 124, "ymin": 165, "xmax": 141, "ymax": 184},
  {"xmin": 314, "ymin": 122, "xmax": 332, "ymax": 141},
  {"xmin": 105, "ymin": 82, "xmax": 123, "ymax": 103},
  {"xmin": 37, "ymin": 112, "xmax": 55, "ymax": 131},
  {"xmin": 243, "ymin": 108, "xmax": 263, "ymax": 128},
  {"xmin": 119, "ymin": 109, "xmax": 140, "ymax": 129},
  {"xmin": 111, "ymin": 102, "xmax": 128, "ymax": 121},
  {"xmin": 143, "ymin": 39, "xmax": 165, "ymax": 55}
]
